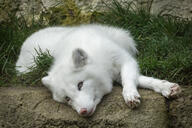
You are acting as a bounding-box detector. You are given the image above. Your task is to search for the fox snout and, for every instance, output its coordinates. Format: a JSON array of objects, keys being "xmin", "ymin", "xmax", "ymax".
[{"xmin": 79, "ymin": 107, "xmax": 95, "ymax": 116}]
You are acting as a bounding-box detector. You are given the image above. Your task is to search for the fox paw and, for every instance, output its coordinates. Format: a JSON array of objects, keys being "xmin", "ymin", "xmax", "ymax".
[
  {"xmin": 162, "ymin": 84, "xmax": 181, "ymax": 98},
  {"xmin": 122, "ymin": 89, "xmax": 141, "ymax": 109}
]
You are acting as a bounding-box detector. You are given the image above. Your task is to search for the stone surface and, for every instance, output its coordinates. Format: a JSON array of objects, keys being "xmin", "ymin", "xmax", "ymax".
[
  {"xmin": 0, "ymin": 86, "xmax": 168, "ymax": 128},
  {"xmin": 169, "ymin": 86, "xmax": 192, "ymax": 128},
  {"xmin": 151, "ymin": 0, "xmax": 192, "ymax": 20},
  {"xmin": 0, "ymin": 0, "xmax": 192, "ymax": 25},
  {"xmin": 0, "ymin": 0, "xmax": 48, "ymax": 25}
]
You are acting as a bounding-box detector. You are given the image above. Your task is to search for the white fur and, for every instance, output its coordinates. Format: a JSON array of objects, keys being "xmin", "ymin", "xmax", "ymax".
[{"xmin": 16, "ymin": 24, "xmax": 181, "ymax": 116}]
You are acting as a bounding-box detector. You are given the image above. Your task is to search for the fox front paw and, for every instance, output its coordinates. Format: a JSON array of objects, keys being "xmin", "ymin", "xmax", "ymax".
[
  {"xmin": 162, "ymin": 83, "xmax": 181, "ymax": 98},
  {"xmin": 122, "ymin": 89, "xmax": 141, "ymax": 109}
]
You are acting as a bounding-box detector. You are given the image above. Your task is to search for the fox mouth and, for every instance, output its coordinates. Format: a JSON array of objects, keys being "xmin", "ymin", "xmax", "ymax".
[{"xmin": 87, "ymin": 106, "xmax": 95, "ymax": 116}]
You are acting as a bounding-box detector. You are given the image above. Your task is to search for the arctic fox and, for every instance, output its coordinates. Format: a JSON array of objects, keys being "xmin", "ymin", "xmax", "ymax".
[{"xmin": 16, "ymin": 24, "xmax": 181, "ymax": 116}]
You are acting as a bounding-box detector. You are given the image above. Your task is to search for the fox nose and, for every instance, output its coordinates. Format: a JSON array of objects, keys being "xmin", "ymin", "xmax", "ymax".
[{"xmin": 80, "ymin": 108, "xmax": 87, "ymax": 115}]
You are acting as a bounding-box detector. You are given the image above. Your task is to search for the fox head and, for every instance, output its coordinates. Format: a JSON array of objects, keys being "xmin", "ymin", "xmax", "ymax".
[{"xmin": 42, "ymin": 48, "xmax": 112, "ymax": 116}]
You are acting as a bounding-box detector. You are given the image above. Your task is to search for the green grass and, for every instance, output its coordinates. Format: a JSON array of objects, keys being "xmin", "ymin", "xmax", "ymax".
[
  {"xmin": 14, "ymin": 49, "xmax": 54, "ymax": 86},
  {"xmin": 0, "ymin": 0, "xmax": 192, "ymax": 86},
  {"xmin": 96, "ymin": 0, "xmax": 192, "ymax": 85},
  {"xmin": 0, "ymin": 16, "xmax": 47, "ymax": 86}
]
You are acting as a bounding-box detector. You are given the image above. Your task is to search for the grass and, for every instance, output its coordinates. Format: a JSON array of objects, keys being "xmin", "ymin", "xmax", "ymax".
[
  {"xmin": 15, "ymin": 49, "xmax": 54, "ymax": 86},
  {"xmin": 96, "ymin": 0, "xmax": 192, "ymax": 85},
  {"xmin": 0, "ymin": 1, "xmax": 192, "ymax": 86},
  {"xmin": 0, "ymin": 16, "xmax": 47, "ymax": 86}
]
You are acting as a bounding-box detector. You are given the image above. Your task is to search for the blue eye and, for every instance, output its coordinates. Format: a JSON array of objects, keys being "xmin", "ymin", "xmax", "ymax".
[{"xmin": 77, "ymin": 81, "xmax": 83, "ymax": 91}]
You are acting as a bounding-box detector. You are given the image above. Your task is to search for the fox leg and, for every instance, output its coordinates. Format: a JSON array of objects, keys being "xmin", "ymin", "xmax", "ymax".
[
  {"xmin": 120, "ymin": 54, "xmax": 141, "ymax": 109},
  {"xmin": 138, "ymin": 75, "xmax": 181, "ymax": 98}
]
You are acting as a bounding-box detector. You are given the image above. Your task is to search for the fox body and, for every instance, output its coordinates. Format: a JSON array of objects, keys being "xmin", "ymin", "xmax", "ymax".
[{"xmin": 16, "ymin": 24, "xmax": 181, "ymax": 116}]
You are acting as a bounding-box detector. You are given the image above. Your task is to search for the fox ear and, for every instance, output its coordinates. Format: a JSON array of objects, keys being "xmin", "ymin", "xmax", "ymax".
[
  {"xmin": 42, "ymin": 75, "xmax": 52, "ymax": 88},
  {"xmin": 72, "ymin": 48, "xmax": 88, "ymax": 68}
]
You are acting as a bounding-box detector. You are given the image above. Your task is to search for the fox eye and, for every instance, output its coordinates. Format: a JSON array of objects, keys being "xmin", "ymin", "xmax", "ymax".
[
  {"xmin": 77, "ymin": 81, "xmax": 83, "ymax": 91},
  {"xmin": 65, "ymin": 96, "xmax": 70, "ymax": 102}
]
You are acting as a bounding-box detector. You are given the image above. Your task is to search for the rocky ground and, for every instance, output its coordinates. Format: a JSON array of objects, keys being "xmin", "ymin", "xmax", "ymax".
[
  {"xmin": 0, "ymin": 86, "xmax": 168, "ymax": 128},
  {"xmin": 0, "ymin": 85, "xmax": 191, "ymax": 127}
]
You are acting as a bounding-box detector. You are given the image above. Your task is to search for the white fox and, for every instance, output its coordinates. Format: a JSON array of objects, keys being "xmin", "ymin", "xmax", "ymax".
[{"xmin": 16, "ymin": 24, "xmax": 181, "ymax": 116}]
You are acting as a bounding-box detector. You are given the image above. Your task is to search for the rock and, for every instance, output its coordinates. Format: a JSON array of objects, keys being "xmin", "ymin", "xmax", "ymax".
[
  {"xmin": 150, "ymin": 0, "xmax": 192, "ymax": 20},
  {"xmin": 169, "ymin": 86, "xmax": 192, "ymax": 128},
  {"xmin": 0, "ymin": 0, "xmax": 192, "ymax": 26},
  {"xmin": 0, "ymin": 0, "xmax": 48, "ymax": 25},
  {"xmin": 0, "ymin": 0, "xmax": 92, "ymax": 26},
  {"xmin": 0, "ymin": 86, "xmax": 168, "ymax": 128},
  {"xmin": 0, "ymin": 0, "xmax": 20, "ymax": 23}
]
